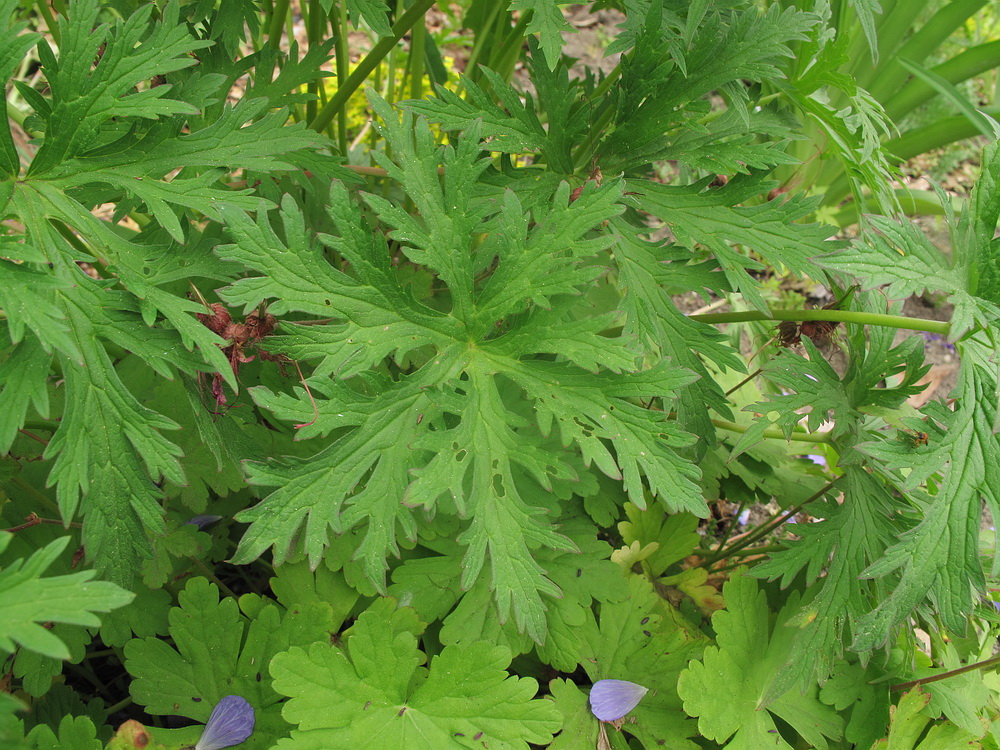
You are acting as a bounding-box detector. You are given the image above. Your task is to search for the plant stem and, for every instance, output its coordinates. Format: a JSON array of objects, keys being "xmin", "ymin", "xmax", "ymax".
[
  {"xmin": 711, "ymin": 418, "xmax": 832, "ymax": 444},
  {"xmin": 189, "ymin": 555, "xmax": 238, "ymax": 600},
  {"xmin": 267, "ymin": 0, "xmax": 290, "ymax": 48},
  {"xmin": 705, "ymin": 479, "xmax": 840, "ymax": 566},
  {"xmin": 409, "ymin": 13, "xmax": 425, "ymax": 101},
  {"xmin": 891, "ymin": 653, "xmax": 1000, "ymax": 692},
  {"xmin": 335, "ymin": 0, "xmax": 350, "ymax": 154},
  {"xmin": 36, "ymin": 0, "xmax": 61, "ymax": 46},
  {"xmin": 311, "ymin": 0, "xmax": 437, "ymax": 133},
  {"xmin": 691, "ymin": 308, "xmax": 951, "ymax": 336},
  {"xmin": 105, "ymin": 696, "xmax": 133, "ymax": 715}
]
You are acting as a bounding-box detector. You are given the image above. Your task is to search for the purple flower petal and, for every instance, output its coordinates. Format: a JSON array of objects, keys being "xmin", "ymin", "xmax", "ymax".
[
  {"xmin": 195, "ymin": 695, "xmax": 255, "ymax": 750},
  {"xmin": 186, "ymin": 515, "xmax": 223, "ymax": 530},
  {"xmin": 589, "ymin": 679, "xmax": 648, "ymax": 722}
]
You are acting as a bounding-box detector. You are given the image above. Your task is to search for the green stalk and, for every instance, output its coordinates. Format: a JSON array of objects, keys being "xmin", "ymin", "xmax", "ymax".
[
  {"xmin": 257, "ymin": 0, "xmax": 273, "ymax": 49},
  {"xmin": 36, "ymin": 0, "xmax": 61, "ymax": 47},
  {"xmin": 334, "ymin": 0, "xmax": 350, "ymax": 154},
  {"xmin": 711, "ymin": 418, "xmax": 832, "ymax": 444},
  {"xmin": 310, "ymin": 0, "xmax": 437, "ymax": 133},
  {"xmin": 268, "ymin": 0, "xmax": 290, "ymax": 49},
  {"xmin": 850, "ymin": 0, "xmax": 931, "ymax": 88},
  {"xmin": 884, "ymin": 40, "xmax": 1000, "ymax": 122},
  {"xmin": 305, "ymin": 0, "xmax": 327, "ymax": 125},
  {"xmin": 457, "ymin": 0, "xmax": 503, "ymax": 92},
  {"xmin": 492, "ymin": 10, "xmax": 531, "ymax": 82},
  {"xmin": 691, "ymin": 309, "xmax": 951, "ymax": 336},
  {"xmin": 409, "ymin": 14, "xmax": 425, "ymax": 101}
]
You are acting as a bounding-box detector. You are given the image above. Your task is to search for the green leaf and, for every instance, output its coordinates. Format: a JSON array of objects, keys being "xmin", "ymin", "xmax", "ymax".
[
  {"xmin": 224, "ymin": 94, "xmax": 703, "ymax": 644},
  {"xmin": 546, "ymin": 679, "xmax": 599, "ymax": 750},
  {"xmin": 751, "ymin": 468, "xmax": 898, "ymax": 703},
  {"xmin": 0, "ymin": 339, "xmax": 52, "ymax": 454},
  {"xmin": 850, "ymin": 0, "xmax": 883, "ymax": 64},
  {"xmin": 678, "ymin": 572, "xmax": 843, "ymax": 750},
  {"xmin": 870, "ymin": 688, "xmax": 982, "ymax": 750},
  {"xmin": 499, "ymin": 360, "xmax": 704, "ymax": 515},
  {"xmin": 271, "ymin": 600, "xmax": 561, "ymax": 749},
  {"xmin": 0, "ymin": 533, "xmax": 133, "ymax": 660},
  {"xmin": 24, "ymin": 715, "xmax": 101, "ymax": 750},
  {"xmin": 404, "ymin": 70, "xmax": 547, "ymax": 159},
  {"xmin": 216, "ymin": 187, "xmax": 456, "ymax": 377},
  {"xmin": 629, "ymin": 175, "xmax": 841, "ymax": 313},
  {"xmin": 853, "ymin": 361, "xmax": 998, "ymax": 650},
  {"xmin": 0, "ymin": 261, "xmax": 80, "ymax": 359},
  {"xmin": 819, "ymin": 659, "xmax": 891, "ymax": 749},
  {"xmin": 345, "ymin": 0, "xmax": 392, "ymax": 37},
  {"xmin": 0, "ymin": 0, "xmax": 39, "ymax": 176},
  {"xmin": 424, "ymin": 516, "xmax": 627, "ymax": 669},
  {"xmin": 28, "ymin": 0, "xmax": 208, "ymax": 176},
  {"xmin": 508, "ymin": 0, "xmax": 574, "ymax": 71},
  {"xmin": 897, "ymin": 56, "xmax": 994, "ymax": 137},
  {"xmin": 577, "ymin": 575, "xmax": 706, "ymax": 749},
  {"xmin": 599, "ymin": 4, "xmax": 817, "ymax": 173},
  {"xmin": 124, "ymin": 577, "xmax": 335, "ymax": 749}
]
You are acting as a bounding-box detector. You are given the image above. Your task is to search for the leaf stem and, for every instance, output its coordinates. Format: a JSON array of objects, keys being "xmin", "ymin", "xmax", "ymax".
[
  {"xmin": 310, "ymin": 0, "xmax": 437, "ymax": 133},
  {"xmin": 891, "ymin": 653, "xmax": 1000, "ymax": 692},
  {"xmin": 691, "ymin": 309, "xmax": 950, "ymax": 335},
  {"xmin": 36, "ymin": 0, "xmax": 61, "ymax": 47},
  {"xmin": 711, "ymin": 418, "xmax": 832, "ymax": 444},
  {"xmin": 3, "ymin": 513, "xmax": 81, "ymax": 533},
  {"xmin": 105, "ymin": 696, "xmax": 133, "ymax": 715},
  {"xmin": 267, "ymin": 0, "xmax": 290, "ymax": 48},
  {"xmin": 188, "ymin": 557, "xmax": 237, "ymax": 600},
  {"xmin": 705, "ymin": 479, "xmax": 840, "ymax": 566}
]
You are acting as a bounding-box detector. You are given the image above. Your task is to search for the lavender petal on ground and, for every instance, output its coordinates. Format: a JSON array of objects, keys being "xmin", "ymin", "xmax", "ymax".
[
  {"xmin": 195, "ymin": 695, "xmax": 255, "ymax": 750},
  {"xmin": 589, "ymin": 679, "xmax": 649, "ymax": 722}
]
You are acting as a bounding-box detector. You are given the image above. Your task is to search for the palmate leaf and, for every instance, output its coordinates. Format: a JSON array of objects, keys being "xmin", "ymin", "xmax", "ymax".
[
  {"xmin": 610, "ymin": 217, "xmax": 740, "ymax": 449},
  {"xmin": 751, "ymin": 468, "xmax": 897, "ymax": 704},
  {"xmin": 678, "ymin": 573, "xmax": 844, "ymax": 750},
  {"xmin": 869, "ymin": 688, "xmax": 982, "ymax": 750},
  {"xmin": 0, "ymin": 339, "xmax": 51, "ymax": 454},
  {"xmin": 344, "ymin": 0, "xmax": 393, "ymax": 37},
  {"xmin": 812, "ymin": 140, "xmax": 1000, "ymax": 645},
  {"xmin": 23, "ymin": 715, "xmax": 101, "ymax": 750},
  {"xmin": 124, "ymin": 577, "xmax": 335, "ymax": 749},
  {"xmin": 853, "ymin": 359, "xmax": 1000, "ymax": 649},
  {"xmin": 220, "ymin": 95, "xmax": 705, "ymax": 642},
  {"xmin": 406, "ymin": 45, "xmax": 590, "ymax": 175},
  {"xmin": 576, "ymin": 575, "xmax": 706, "ymax": 749},
  {"xmin": 389, "ymin": 515, "xmax": 626, "ymax": 668},
  {"xmin": 27, "ymin": 0, "xmax": 208, "ymax": 177},
  {"xmin": 0, "ymin": 0, "xmax": 331, "ymax": 582},
  {"xmin": 599, "ymin": 2, "xmax": 817, "ymax": 173},
  {"xmin": 270, "ymin": 600, "xmax": 561, "ymax": 750}
]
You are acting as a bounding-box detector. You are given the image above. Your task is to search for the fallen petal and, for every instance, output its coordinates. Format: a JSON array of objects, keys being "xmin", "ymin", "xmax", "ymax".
[
  {"xmin": 589, "ymin": 679, "xmax": 648, "ymax": 722},
  {"xmin": 195, "ymin": 695, "xmax": 255, "ymax": 750}
]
